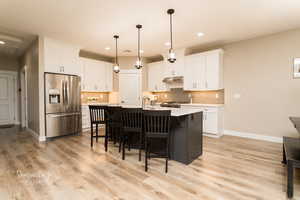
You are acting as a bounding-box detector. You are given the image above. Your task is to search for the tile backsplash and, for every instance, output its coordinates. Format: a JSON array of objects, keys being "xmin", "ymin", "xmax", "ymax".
[
  {"xmin": 153, "ymin": 89, "xmax": 224, "ymax": 104},
  {"xmin": 81, "ymin": 92, "xmax": 109, "ymax": 104}
]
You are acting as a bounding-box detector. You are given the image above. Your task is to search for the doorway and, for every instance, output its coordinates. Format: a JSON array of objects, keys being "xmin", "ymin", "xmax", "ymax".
[
  {"xmin": 119, "ymin": 69, "xmax": 141, "ymax": 105},
  {"xmin": 0, "ymin": 71, "xmax": 17, "ymax": 126}
]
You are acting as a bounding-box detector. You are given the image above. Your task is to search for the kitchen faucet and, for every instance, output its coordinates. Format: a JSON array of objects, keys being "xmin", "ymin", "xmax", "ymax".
[{"xmin": 142, "ymin": 96, "xmax": 151, "ymax": 109}]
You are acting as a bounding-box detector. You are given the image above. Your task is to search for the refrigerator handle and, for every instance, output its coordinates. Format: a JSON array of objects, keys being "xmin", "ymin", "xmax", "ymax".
[
  {"xmin": 62, "ymin": 80, "xmax": 65, "ymax": 104},
  {"xmin": 65, "ymin": 80, "xmax": 69, "ymax": 104}
]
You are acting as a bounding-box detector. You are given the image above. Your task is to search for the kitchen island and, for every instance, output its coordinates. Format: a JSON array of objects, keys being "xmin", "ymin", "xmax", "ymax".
[{"xmin": 106, "ymin": 104, "xmax": 203, "ymax": 165}]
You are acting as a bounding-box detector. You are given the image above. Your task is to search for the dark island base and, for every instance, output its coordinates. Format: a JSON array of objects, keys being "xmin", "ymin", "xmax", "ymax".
[{"xmin": 126, "ymin": 112, "xmax": 203, "ymax": 165}]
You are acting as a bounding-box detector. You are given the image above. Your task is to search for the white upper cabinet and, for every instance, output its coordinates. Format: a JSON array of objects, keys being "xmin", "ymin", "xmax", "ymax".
[
  {"xmin": 80, "ymin": 58, "xmax": 113, "ymax": 92},
  {"xmin": 43, "ymin": 37, "xmax": 81, "ymax": 75},
  {"xmin": 148, "ymin": 61, "xmax": 168, "ymax": 92},
  {"xmin": 184, "ymin": 49, "xmax": 223, "ymax": 91}
]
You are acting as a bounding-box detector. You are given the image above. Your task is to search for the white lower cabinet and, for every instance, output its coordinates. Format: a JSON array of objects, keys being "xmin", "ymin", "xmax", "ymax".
[
  {"xmin": 181, "ymin": 105, "xmax": 224, "ymax": 137},
  {"xmin": 81, "ymin": 105, "xmax": 91, "ymax": 131}
]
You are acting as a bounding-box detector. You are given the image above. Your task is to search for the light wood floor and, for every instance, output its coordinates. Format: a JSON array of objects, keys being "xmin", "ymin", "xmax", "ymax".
[{"xmin": 0, "ymin": 126, "xmax": 299, "ymax": 200}]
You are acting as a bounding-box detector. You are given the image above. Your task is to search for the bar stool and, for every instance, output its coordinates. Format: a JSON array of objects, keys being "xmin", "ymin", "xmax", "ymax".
[
  {"xmin": 89, "ymin": 105, "xmax": 107, "ymax": 148},
  {"xmin": 121, "ymin": 108, "xmax": 143, "ymax": 161},
  {"xmin": 106, "ymin": 106, "xmax": 123, "ymax": 152},
  {"xmin": 143, "ymin": 110, "xmax": 171, "ymax": 173}
]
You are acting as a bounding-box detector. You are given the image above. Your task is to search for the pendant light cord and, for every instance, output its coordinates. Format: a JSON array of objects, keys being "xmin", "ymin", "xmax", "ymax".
[
  {"xmin": 170, "ymin": 13, "xmax": 173, "ymax": 50},
  {"xmin": 138, "ymin": 27, "xmax": 141, "ymax": 61},
  {"xmin": 115, "ymin": 36, "xmax": 118, "ymax": 65}
]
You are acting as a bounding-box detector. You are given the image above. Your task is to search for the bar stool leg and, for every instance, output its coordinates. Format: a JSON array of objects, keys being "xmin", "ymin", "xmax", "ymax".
[
  {"xmin": 104, "ymin": 125, "xmax": 108, "ymax": 152},
  {"xmin": 96, "ymin": 124, "xmax": 99, "ymax": 143},
  {"xmin": 91, "ymin": 124, "xmax": 93, "ymax": 148},
  {"xmin": 145, "ymin": 139, "xmax": 148, "ymax": 172},
  {"xmin": 139, "ymin": 132, "xmax": 142, "ymax": 161},
  {"xmin": 166, "ymin": 138, "xmax": 169, "ymax": 173},
  {"xmin": 122, "ymin": 135, "xmax": 126, "ymax": 160},
  {"xmin": 118, "ymin": 131, "xmax": 122, "ymax": 153}
]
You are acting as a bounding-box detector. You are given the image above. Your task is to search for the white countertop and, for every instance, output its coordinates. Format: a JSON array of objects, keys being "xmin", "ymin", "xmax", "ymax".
[
  {"xmin": 180, "ymin": 103, "xmax": 224, "ymax": 107},
  {"xmin": 82, "ymin": 103, "xmax": 203, "ymax": 116},
  {"xmin": 82, "ymin": 102, "xmax": 224, "ymax": 107}
]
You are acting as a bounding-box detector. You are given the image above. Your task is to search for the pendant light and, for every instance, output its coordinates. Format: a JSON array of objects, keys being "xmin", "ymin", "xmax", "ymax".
[
  {"xmin": 113, "ymin": 35, "xmax": 120, "ymax": 73},
  {"xmin": 134, "ymin": 24, "xmax": 143, "ymax": 69},
  {"xmin": 167, "ymin": 9, "xmax": 176, "ymax": 63}
]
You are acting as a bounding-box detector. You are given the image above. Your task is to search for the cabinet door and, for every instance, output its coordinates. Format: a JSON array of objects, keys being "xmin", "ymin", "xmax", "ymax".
[
  {"xmin": 184, "ymin": 54, "xmax": 206, "ymax": 90},
  {"xmin": 105, "ymin": 63, "xmax": 113, "ymax": 92},
  {"xmin": 44, "ymin": 38, "xmax": 62, "ymax": 73},
  {"xmin": 197, "ymin": 55, "xmax": 206, "ymax": 90},
  {"xmin": 97, "ymin": 61, "xmax": 107, "ymax": 91},
  {"xmin": 148, "ymin": 62, "xmax": 159, "ymax": 91},
  {"xmin": 204, "ymin": 111, "xmax": 218, "ymax": 134},
  {"xmin": 184, "ymin": 56, "xmax": 193, "ymax": 90},
  {"xmin": 80, "ymin": 58, "xmax": 86, "ymax": 91},
  {"xmin": 205, "ymin": 51, "xmax": 220, "ymax": 90},
  {"xmin": 84, "ymin": 59, "xmax": 98, "ymax": 91},
  {"xmin": 62, "ymin": 45, "xmax": 80, "ymax": 75}
]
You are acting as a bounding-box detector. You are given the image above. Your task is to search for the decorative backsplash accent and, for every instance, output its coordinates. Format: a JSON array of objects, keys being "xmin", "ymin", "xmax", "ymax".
[
  {"xmin": 153, "ymin": 89, "xmax": 224, "ymax": 104},
  {"xmin": 81, "ymin": 92, "xmax": 109, "ymax": 104}
]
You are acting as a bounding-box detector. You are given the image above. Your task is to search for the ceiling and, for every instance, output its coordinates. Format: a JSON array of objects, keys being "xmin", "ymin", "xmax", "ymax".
[
  {"xmin": 0, "ymin": 0, "xmax": 300, "ymax": 57},
  {"xmin": 0, "ymin": 27, "xmax": 37, "ymax": 57}
]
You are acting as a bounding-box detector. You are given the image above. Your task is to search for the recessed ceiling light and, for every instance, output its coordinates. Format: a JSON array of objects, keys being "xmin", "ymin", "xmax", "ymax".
[
  {"xmin": 105, "ymin": 47, "xmax": 110, "ymax": 50},
  {"xmin": 197, "ymin": 32, "xmax": 205, "ymax": 37},
  {"xmin": 0, "ymin": 41, "xmax": 5, "ymax": 45},
  {"xmin": 164, "ymin": 42, "xmax": 171, "ymax": 46},
  {"xmin": 139, "ymin": 50, "xmax": 144, "ymax": 53}
]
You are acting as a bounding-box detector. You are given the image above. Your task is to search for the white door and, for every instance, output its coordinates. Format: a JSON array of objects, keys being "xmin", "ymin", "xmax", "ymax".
[
  {"xmin": 0, "ymin": 74, "xmax": 14, "ymax": 125},
  {"xmin": 119, "ymin": 70, "xmax": 141, "ymax": 105}
]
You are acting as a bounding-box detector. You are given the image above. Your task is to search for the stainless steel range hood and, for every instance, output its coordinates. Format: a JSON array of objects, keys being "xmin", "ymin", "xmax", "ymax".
[{"xmin": 162, "ymin": 76, "xmax": 184, "ymax": 83}]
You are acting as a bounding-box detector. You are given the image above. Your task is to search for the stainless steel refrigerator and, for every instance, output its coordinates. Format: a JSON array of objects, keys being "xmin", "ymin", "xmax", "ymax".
[{"xmin": 45, "ymin": 73, "xmax": 81, "ymax": 138}]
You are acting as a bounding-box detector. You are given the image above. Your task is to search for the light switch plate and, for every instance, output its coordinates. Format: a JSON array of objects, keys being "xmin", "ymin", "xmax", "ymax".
[{"xmin": 233, "ymin": 93, "xmax": 241, "ymax": 99}]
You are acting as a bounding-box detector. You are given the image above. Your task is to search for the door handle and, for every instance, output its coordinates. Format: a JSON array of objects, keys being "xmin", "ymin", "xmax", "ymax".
[{"xmin": 121, "ymin": 101, "xmax": 125, "ymax": 103}]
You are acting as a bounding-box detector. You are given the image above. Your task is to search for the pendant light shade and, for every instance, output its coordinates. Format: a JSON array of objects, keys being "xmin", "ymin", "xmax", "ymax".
[
  {"xmin": 135, "ymin": 24, "xmax": 143, "ymax": 69},
  {"xmin": 167, "ymin": 9, "xmax": 176, "ymax": 63},
  {"xmin": 113, "ymin": 35, "xmax": 120, "ymax": 73}
]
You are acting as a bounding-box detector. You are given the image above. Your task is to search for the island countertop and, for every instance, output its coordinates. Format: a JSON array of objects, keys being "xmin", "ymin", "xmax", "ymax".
[{"xmin": 82, "ymin": 103, "xmax": 203, "ymax": 117}]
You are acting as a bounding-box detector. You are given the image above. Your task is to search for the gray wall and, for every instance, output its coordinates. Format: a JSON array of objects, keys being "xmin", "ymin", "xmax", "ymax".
[
  {"xmin": 222, "ymin": 28, "xmax": 300, "ymax": 137},
  {"xmin": 20, "ymin": 39, "xmax": 40, "ymax": 134}
]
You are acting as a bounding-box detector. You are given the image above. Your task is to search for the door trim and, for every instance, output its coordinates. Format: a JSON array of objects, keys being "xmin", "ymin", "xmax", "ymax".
[{"xmin": 21, "ymin": 66, "xmax": 28, "ymax": 128}]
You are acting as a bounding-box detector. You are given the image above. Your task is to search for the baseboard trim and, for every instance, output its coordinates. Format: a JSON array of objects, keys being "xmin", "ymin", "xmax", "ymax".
[
  {"xmin": 224, "ymin": 129, "xmax": 282, "ymax": 143},
  {"xmin": 39, "ymin": 135, "xmax": 46, "ymax": 142},
  {"xmin": 26, "ymin": 128, "xmax": 46, "ymax": 142},
  {"xmin": 26, "ymin": 128, "xmax": 39, "ymax": 140},
  {"xmin": 203, "ymin": 133, "xmax": 222, "ymax": 138}
]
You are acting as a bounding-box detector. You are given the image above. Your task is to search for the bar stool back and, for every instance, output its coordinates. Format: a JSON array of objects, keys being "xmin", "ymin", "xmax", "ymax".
[
  {"xmin": 106, "ymin": 106, "xmax": 122, "ymax": 152},
  {"xmin": 143, "ymin": 110, "xmax": 171, "ymax": 173},
  {"xmin": 89, "ymin": 105, "xmax": 107, "ymax": 148},
  {"xmin": 121, "ymin": 108, "xmax": 143, "ymax": 160}
]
